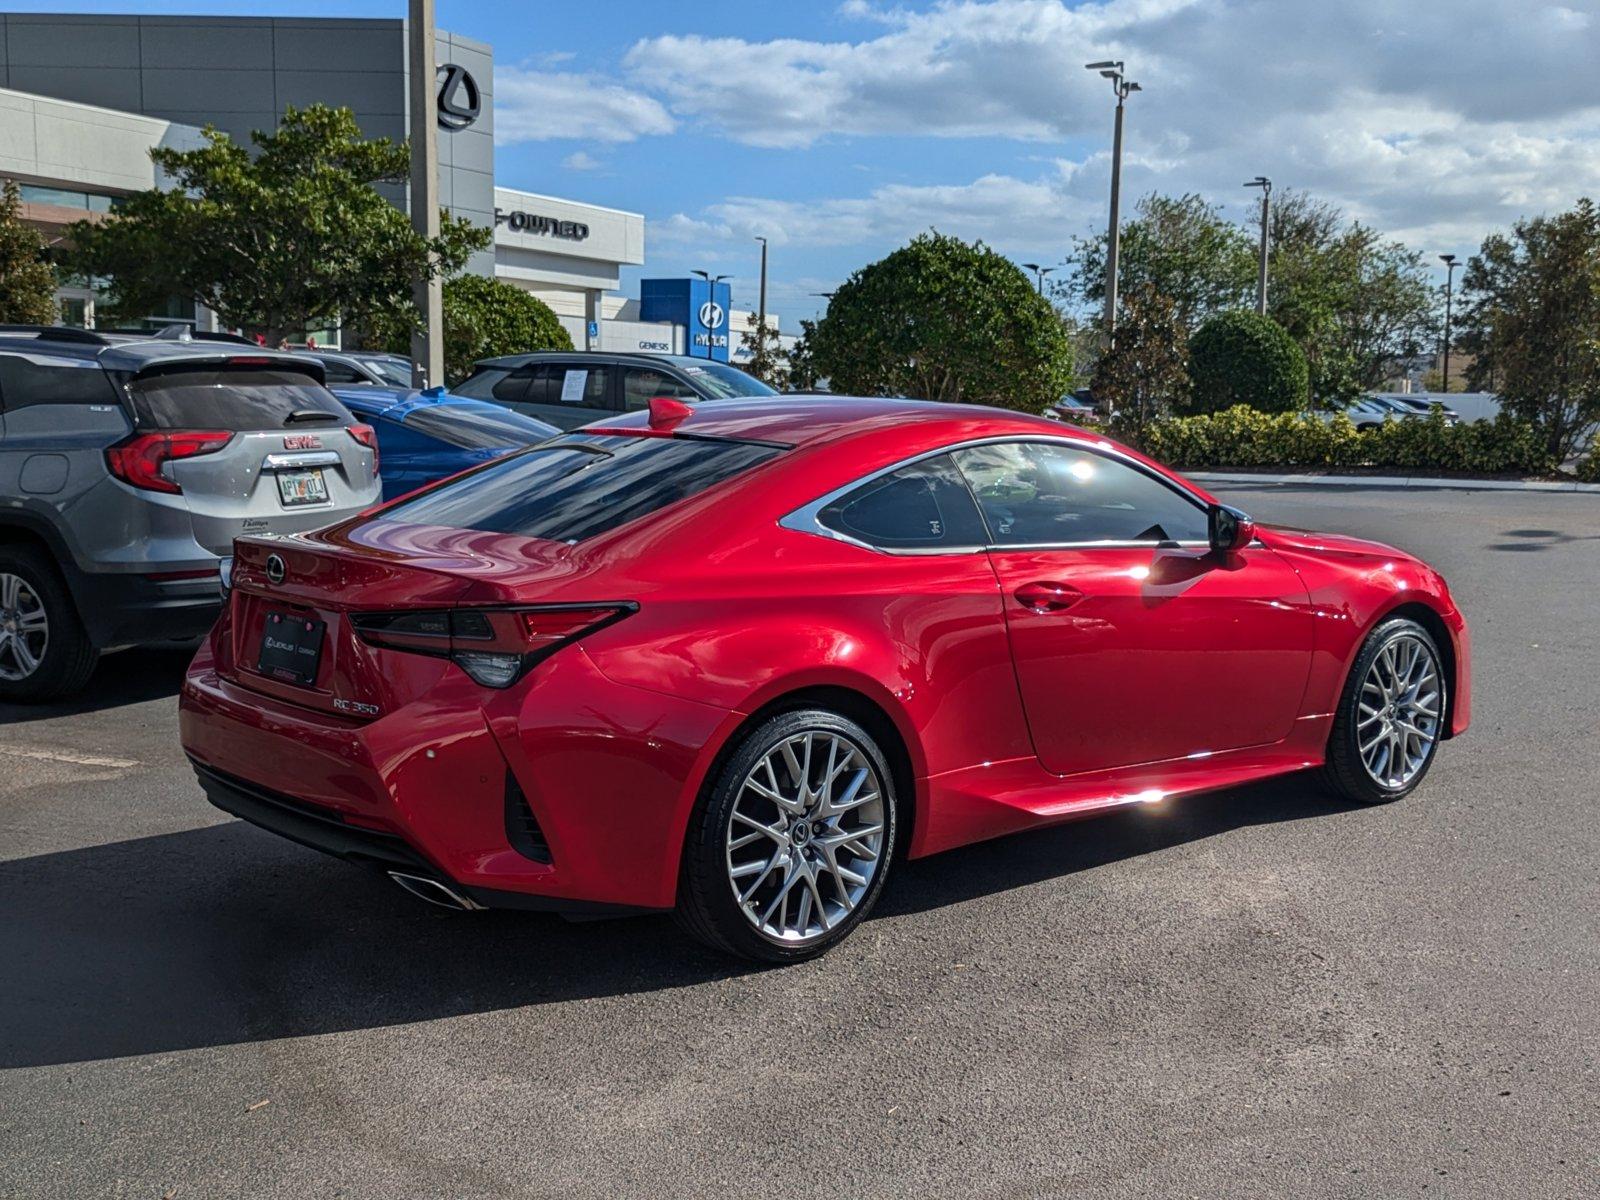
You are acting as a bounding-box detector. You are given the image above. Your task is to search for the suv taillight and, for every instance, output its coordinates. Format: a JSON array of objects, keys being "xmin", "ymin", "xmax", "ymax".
[
  {"xmin": 105, "ymin": 430, "xmax": 233, "ymax": 494},
  {"xmin": 350, "ymin": 604, "xmax": 634, "ymax": 688},
  {"xmin": 347, "ymin": 423, "xmax": 380, "ymax": 475}
]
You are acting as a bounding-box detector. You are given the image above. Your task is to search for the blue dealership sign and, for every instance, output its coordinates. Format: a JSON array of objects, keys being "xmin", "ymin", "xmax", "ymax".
[{"xmin": 640, "ymin": 277, "xmax": 733, "ymax": 362}]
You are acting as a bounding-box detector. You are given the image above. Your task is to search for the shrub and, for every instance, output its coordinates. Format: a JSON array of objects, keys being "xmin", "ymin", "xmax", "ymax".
[
  {"xmin": 1185, "ymin": 309, "xmax": 1308, "ymax": 414},
  {"xmin": 1577, "ymin": 431, "xmax": 1600, "ymax": 482},
  {"xmin": 1138, "ymin": 407, "xmax": 1556, "ymax": 476}
]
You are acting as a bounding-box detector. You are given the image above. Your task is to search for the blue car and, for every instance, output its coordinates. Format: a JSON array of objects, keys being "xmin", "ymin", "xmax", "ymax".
[{"xmin": 332, "ymin": 386, "xmax": 559, "ymax": 501}]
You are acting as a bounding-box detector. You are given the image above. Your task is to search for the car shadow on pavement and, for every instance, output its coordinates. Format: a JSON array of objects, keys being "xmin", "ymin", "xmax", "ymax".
[
  {"xmin": 0, "ymin": 773, "xmax": 1348, "ymax": 1069},
  {"xmin": 0, "ymin": 645, "xmax": 193, "ymax": 724}
]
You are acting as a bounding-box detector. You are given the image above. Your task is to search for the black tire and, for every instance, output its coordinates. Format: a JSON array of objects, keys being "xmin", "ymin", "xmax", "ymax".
[
  {"xmin": 676, "ymin": 708, "xmax": 899, "ymax": 964},
  {"xmin": 1324, "ymin": 616, "xmax": 1446, "ymax": 805},
  {"xmin": 0, "ymin": 545, "xmax": 98, "ymax": 703}
]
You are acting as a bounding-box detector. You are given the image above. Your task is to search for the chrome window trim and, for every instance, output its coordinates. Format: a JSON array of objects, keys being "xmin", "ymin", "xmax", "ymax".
[{"xmin": 779, "ymin": 434, "xmax": 1213, "ymax": 557}]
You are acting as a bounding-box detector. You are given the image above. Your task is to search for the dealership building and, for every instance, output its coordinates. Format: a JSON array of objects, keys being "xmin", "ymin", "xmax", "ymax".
[{"xmin": 0, "ymin": 10, "xmax": 762, "ymax": 358}]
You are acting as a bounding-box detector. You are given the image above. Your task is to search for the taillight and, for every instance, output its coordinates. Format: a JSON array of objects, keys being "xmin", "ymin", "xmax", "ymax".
[
  {"xmin": 351, "ymin": 604, "xmax": 634, "ymax": 689},
  {"xmin": 105, "ymin": 430, "xmax": 233, "ymax": 494},
  {"xmin": 347, "ymin": 423, "xmax": 379, "ymax": 475}
]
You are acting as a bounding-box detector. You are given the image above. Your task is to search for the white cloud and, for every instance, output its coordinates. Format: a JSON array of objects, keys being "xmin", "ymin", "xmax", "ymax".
[
  {"xmin": 562, "ymin": 150, "xmax": 603, "ymax": 171},
  {"xmin": 495, "ymin": 66, "xmax": 675, "ymax": 145}
]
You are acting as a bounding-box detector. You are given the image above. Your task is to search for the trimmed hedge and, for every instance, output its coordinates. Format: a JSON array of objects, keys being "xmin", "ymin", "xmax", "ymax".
[
  {"xmin": 1578, "ymin": 432, "xmax": 1600, "ymax": 482},
  {"xmin": 1139, "ymin": 406, "xmax": 1556, "ymax": 475},
  {"xmin": 1185, "ymin": 310, "xmax": 1308, "ymax": 415}
]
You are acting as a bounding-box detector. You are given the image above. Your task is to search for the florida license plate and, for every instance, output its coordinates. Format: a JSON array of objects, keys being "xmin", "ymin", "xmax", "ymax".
[{"xmin": 276, "ymin": 468, "xmax": 328, "ymax": 507}]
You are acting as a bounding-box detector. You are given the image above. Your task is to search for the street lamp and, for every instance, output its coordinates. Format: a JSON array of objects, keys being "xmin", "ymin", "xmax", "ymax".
[
  {"xmin": 754, "ymin": 236, "xmax": 769, "ymax": 337},
  {"xmin": 1085, "ymin": 60, "xmax": 1140, "ymax": 335},
  {"xmin": 1439, "ymin": 253, "xmax": 1460, "ymax": 392},
  {"xmin": 1243, "ymin": 176, "xmax": 1272, "ymax": 315},
  {"xmin": 691, "ymin": 269, "xmax": 729, "ymax": 360},
  {"xmin": 1021, "ymin": 262, "xmax": 1057, "ymax": 296}
]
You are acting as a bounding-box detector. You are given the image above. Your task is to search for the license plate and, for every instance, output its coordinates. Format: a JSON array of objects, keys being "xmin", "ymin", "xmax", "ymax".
[
  {"xmin": 276, "ymin": 468, "xmax": 328, "ymax": 507},
  {"xmin": 257, "ymin": 611, "xmax": 325, "ymax": 686}
]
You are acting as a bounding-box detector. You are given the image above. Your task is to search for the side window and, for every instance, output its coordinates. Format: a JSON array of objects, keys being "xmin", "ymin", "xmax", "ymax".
[
  {"xmin": 952, "ymin": 441, "xmax": 1209, "ymax": 545},
  {"xmin": 0, "ymin": 354, "xmax": 122, "ymax": 411},
  {"xmin": 623, "ymin": 367, "xmax": 697, "ymax": 411},
  {"xmin": 549, "ymin": 365, "xmax": 612, "ymax": 410},
  {"xmin": 817, "ymin": 454, "xmax": 988, "ymax": 550},
  {"xmin": 492, "ymin": 365, "xmax": 539, "ymax": 403},
  {"xmin": 319, "ymin": 360, "xmax": 365, "ymax": 385}
]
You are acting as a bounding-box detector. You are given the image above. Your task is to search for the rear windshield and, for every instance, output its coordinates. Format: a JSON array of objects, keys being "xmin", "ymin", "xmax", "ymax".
[
  {"xmin": 129, "ymin": 368, "xmax": 352, "ymax": 431},
  {"xmin": 676, "ymin": 361, "xmax": 778, "ymax": 399},
  {"xmin": 362, "ymin": 357, "xmax": 414, "ymax": 387},
  {"xmin": 377, "ymin": 433, "xmax": 783, "ymax": 543},
  {"xmin": 404, "ymin": 403, "xmax": 556, "ymax": 450}
]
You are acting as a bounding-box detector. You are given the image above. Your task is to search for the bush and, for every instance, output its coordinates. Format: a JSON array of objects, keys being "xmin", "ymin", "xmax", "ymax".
[
  {"xmin": 370, "ymin": 274, "xmax": 572, "ymax": 384},
  {"xmin": 1577, "ymin": 431, "xmax": 1600, "ymax": 482},
  {"xmin": 1185, "ymin": 310, "xmax": 1308, "ymax": 414},
  {"xmin": 1139, "ymin": 406, "xmax": 1556, "ymax": 476}
]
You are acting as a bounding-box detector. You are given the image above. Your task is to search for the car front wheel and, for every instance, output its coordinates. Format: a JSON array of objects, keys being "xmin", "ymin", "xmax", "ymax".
[
  {"xmin": 677, "ymin": 708, "xmax": 898, "ymax": 963},
  {"xmin": 1324, "ymin": 616, "xmax": 1446, "ymax": 804}
]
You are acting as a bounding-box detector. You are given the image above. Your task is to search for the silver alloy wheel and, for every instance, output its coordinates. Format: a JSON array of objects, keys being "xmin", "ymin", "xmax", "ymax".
[
  {"xmin": 0, "ymin": 572, "xmax": 49, "ymax": 682},
  {"xmin": 725, "ymin": 730, "xmax": 888, "ymax": 945},
  {"xmin": 1357, "ymin": 632, "xmax": 1444, "ymax": 789}
]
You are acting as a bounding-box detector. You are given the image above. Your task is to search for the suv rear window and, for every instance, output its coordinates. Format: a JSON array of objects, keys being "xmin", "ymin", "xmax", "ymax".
[
  {"xmin": 128, "ymin": 368, "xmax": 352, "ymax": 431},
  {"xmin": 378, "ymin": 433, "xmax": 783, "ymax": 543}
]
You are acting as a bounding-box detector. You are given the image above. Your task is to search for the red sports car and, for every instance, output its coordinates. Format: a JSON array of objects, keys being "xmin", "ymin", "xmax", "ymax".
[{"xmin": 180, "ymin": 396, "xmax": 1469, "ymax": 962}]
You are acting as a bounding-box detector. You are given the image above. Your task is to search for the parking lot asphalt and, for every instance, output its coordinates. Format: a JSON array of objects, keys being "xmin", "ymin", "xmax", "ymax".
[{"xmin": 2, "ymin": 485, "xmax": 1598, "ymax": 1200}]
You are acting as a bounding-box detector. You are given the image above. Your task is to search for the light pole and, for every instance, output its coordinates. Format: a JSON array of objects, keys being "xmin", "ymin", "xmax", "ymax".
[
  {"xmin": 1439, "ymin": 253, "xmax": 1459, "ymax": 393},
  {"xmin": 691, "ymin": 269, "xmax": 728, "ymax": 360},
  {"xmin": 1244, "ymin": 176, "xmax": 1272, "ymax": 315},
  {"xmin": 754, "ymin": 236, "xmax": 769, "ymax": 337},
  {"xmin": 1022, "ymin": 262, "xmax": 1057, "ymax": 296},
  {"xmin": 407, "ymin": 0, "xmax": 443, "ymax": 387},
  {"xmin": 1085, "ymin": 60, "xmax": 1140, "ymax": 336}
]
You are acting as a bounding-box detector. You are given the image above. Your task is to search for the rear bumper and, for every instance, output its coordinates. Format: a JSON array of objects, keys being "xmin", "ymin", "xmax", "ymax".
[
  {"xmin": 180, "ymin": 640, "xmax": 738, "ymax": 911},
  {"xmin": 73, "ymin": 568, "xmax": 221, "ymax": 648}
]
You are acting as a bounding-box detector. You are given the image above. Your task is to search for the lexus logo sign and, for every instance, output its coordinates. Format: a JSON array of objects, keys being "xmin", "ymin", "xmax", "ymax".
[
  {"xmin": 265, "ymin": 554, "xmax": 287, "ymax": 585},
  {"xmin": 436, "ymin": 63, "xmax": 480, "ymax": 132},
  {"xmin": 698, "ymin": 301, "xmax": 726, "ymax": 331}
]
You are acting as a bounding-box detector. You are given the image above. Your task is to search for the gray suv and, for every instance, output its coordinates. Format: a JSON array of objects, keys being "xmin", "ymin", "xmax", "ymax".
[{"xmin": 0, "ymin": 326, "xmax": 381, "ymax": 701}]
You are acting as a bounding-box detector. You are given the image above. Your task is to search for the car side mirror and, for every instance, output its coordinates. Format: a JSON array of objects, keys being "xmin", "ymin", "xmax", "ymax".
[{"xmin": 1208, "ymin": 504, "xmax": 1256, "ymax": 554}]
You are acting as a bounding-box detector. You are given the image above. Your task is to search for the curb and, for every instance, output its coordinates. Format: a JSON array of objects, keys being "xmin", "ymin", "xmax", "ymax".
[{"xmin": 1189, "ymin": 471, "xmax": 1600, "ymax": 494}]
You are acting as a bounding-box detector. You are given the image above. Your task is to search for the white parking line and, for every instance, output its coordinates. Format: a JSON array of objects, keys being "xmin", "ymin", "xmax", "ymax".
[{"xmin": 0, "ymin": 745, "xmax": 141, "ymax": 769}]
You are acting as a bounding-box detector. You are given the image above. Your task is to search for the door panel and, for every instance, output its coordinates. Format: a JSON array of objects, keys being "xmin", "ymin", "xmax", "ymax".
[{"xmin": 987, "ymin": 545, "xmax": 1314, "ymax": 776}]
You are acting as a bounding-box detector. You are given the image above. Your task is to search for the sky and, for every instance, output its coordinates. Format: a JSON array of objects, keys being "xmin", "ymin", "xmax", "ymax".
[{"xmin": 18, "ymin": 0, "xmax": 1600, "ymax": 331}]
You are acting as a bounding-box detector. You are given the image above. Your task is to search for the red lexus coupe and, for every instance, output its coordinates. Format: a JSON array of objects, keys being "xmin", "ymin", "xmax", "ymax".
[{"xmin": 180, "ymin": 396, "xmax": 1469, "ymax": 962}]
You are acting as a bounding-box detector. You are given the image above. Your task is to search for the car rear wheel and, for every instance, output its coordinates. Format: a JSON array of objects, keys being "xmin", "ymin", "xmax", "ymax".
[
  {"xmin": 0, "ymin": 547, "xmax": 98, "ymax": 703},
  {"xmin": 677, "ymin": 708, "xmax": 898, "ymax": 963},
  {"xmin": 1324, "ymin": 617, "xmax": 1445, "ymax": 804}
]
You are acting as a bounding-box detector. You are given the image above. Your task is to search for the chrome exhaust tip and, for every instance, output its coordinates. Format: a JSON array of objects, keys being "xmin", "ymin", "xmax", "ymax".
[{"xmin": 387, "ymin": 871, "xmax": 482, "ymax": 912}]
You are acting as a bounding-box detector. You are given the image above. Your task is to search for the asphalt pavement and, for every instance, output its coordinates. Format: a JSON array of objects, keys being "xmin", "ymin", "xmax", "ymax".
[{"xmin": 2, "ymin": 484, "xmax": 1597, "ymax": 1199}]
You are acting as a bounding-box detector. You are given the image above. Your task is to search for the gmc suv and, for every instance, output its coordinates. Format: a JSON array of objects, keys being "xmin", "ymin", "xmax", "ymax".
[{"xmin": 0, "ymin": 325, "xmax": 381, "ymax": 702}]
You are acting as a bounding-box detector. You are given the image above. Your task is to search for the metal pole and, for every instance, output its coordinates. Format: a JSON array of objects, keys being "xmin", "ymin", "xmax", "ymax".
[
  {"xmin": 407, "ymin": 0, "xmax": 443, "ymax": 388},
  {"xmin": 1256, "ymin": 183, "xmax": 1271, "ymax": 315},
  {"xmin": 1442, "ymin": 262, "xmax": 1456, "ymax": 391},
  {"xmin": 756, "ymin": 237, "xmax": 768, "ymax": 336},
  {"xmin": 1105, "ymin": 93, "xmax": 1125, "ymax": 334}
]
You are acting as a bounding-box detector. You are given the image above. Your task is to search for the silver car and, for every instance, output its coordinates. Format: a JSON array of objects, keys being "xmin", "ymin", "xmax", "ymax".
[{"xmin": 0, "ymin": 326, "xmax": 381, "ymax": 701}]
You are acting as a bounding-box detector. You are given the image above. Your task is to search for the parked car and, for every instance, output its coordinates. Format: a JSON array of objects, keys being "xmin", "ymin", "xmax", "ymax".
[
  {"xmin": 453, "ymin": 351, "xmax": 778, "ymax": 430},
  {"xmin": 1377, "ymin": 394, "xmax": 1462, "ymax": 423},
  {"xmin": 1314, "ymin": 398, "xmax": 1392, "ymax": 430},
  {"xmin": 305, "ymin": 350, "xmax": 415, "ymax": 388},
  {"xmin": 0, "ymin": 324, "xmax": 380, "ymax": 701},
  {"xmin": 181, "ymin": 395, "xmax": 1469, "ymax": 963},
  {"xmin": 1043, "ymin": 389, "xmax": 1099, "ymax": 423},
  {"xmin": 332, "ymin": 385, "xmax": 558, "ymax": 500}
]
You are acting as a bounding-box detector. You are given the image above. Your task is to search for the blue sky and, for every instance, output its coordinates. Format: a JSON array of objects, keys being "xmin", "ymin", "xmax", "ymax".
[{"xmin": 18, "ymin": 1, "xmax": 1600, "ymax": 331}]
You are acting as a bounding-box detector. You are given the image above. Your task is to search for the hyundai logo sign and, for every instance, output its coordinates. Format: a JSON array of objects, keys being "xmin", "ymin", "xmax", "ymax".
[
  {"xmin": 436, "ymin": 64, "xmax": 480, "ymax": 132},
  {"xmin": 698, "ymin": 301, "xmax": 725, "ymax": 331}
]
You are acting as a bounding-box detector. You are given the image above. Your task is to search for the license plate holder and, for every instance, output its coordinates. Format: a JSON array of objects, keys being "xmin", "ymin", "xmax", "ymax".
[
  {"xmin": 257, "ymin": 611, "xmax": 325, "ymax": 686},
  {"xmin": 276, "ymin": 468, "xmax": 328, "ymax": 507}
]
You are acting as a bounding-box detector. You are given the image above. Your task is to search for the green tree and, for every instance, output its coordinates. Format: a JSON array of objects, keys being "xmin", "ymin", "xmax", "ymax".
[
  {"xmin": 1091, "ymin": 281, "xmax": 1189, "ymax": 438},
  {"xmin": 1458, "ymin": 198, "xmax": 1600, "ymax": 460},
  {"xmin": 810, "ymin": 231, "xmax": 1073, "ymax": 412},
  {"xmin": 367, "ymin": 274, "xmax": 571, "ymax": 384},
  {"xmin": 1186, "ymin": 309, "xmax": 1309, "ymax": 414},
  {"xmin": 1266, "ymin": 191, "xmax": 1436, "ymax": 401},
  {"xmin": 1061, "ymin": 193, "xmax": 1255, "ymax": 336},
  {"xmin": 785, "ymin": 318, "xmax": 822, "ymax": 390},
  {"xmin": 0, "ymin": 180, "xmax": 59, "ymax": 325},
  {"xmin": 737, "ymin": 311, "xmax": 785, "ymax": 387},
  {"xmin": 65, "ymin": 104, "xmax": 487, "ymax": 342}
]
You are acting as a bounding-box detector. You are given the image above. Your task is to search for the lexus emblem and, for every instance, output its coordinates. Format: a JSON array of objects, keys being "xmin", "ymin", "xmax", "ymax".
[
  {"xmin": 436, "ymin": 64, "xmax": 481, "ymax": 131},
  {"xmin": 265, "ymin": 554, "xmax": 286, "ymax": 585}
]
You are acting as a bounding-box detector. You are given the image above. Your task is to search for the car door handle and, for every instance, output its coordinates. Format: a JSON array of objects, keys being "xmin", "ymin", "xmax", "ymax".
[{"xmin": 1015, "ymin": 581, "xmax": 1084, "ymax": 613}]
